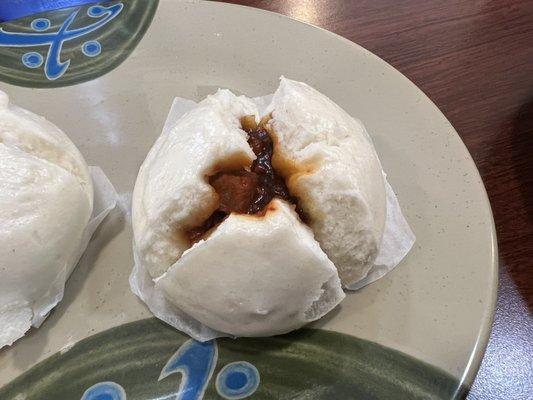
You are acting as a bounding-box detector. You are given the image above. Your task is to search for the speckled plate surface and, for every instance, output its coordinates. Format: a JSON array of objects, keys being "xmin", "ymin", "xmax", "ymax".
[{"xmin": 0, "ymin": 1, "xmax": 497, "ymax": 399}]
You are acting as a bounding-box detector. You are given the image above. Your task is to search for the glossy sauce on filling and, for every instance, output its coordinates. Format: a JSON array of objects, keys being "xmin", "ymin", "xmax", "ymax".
[{"xmin": 186, "ymin": 120, "xmax": 301, "ymax": 243}]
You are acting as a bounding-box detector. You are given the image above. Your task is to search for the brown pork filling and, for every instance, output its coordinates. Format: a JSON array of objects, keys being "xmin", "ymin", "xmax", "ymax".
[{"xmin": 186, "ymin": 119, "xmax": 301, "ymax": 243}]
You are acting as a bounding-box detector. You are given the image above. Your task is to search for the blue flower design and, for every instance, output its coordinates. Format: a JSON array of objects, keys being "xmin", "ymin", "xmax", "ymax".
[
  {"xmin": 0, "ymin": 3, "xmax": 123, "ymax": 80},
  {"xmin": 22, "ymin": 51, "xmax": 43, "ymax": 68},
  {"xmin": 80, "ymin": 381, "xmax": 126, "ymax": 400},
  {"xmin": 30, "ymin": 18, "xmax": 50, "ymax": 31},
  {"xmin": 79, "ymin": 339, "xmax": 261, "ymax": 400},
  {"xmin": 216, "ymin": 362, "xmax": 260, "ymax": 399},
  {"xmin": 82, "ymin": 40, "xmax": 101, "ymax": 57}
]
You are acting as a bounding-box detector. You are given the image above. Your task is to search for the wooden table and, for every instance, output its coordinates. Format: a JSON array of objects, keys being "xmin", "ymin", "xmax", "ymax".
[{"xmin": 219, "ymin": 1, "xmax": 533, "ymax": 398}]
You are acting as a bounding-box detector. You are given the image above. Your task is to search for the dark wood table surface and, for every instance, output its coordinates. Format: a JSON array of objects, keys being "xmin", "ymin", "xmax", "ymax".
[{"xmin": 219, "ymin": 1, "xmax": 533, "ymax": 398}]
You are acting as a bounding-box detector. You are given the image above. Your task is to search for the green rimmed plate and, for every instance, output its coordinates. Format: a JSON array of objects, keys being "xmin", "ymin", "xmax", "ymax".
[{"xmin": 0, "ymin": 1, "xmax": 497, "ymax": 399}]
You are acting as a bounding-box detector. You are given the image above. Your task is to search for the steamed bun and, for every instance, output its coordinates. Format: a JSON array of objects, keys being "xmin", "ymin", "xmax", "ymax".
[
  {"xmin": 132, "ymin": 78, "xmax": 387, "ymax": 338},
  {"xmin": 132, "ymin": 90, "xmax": 257, "ymax": 278},
  {"xmin": 155, "ymin": 200, "xmax": 344, "ymax": 337},
  {"xmin": 0, "ymin": 91, "xmax": 93, "ymax": 347},
  {"xmin": 267, "ymin": 78, "xmax": 386, "ymax": 285}
]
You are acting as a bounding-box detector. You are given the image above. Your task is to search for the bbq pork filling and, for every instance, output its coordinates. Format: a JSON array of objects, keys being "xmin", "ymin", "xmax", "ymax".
[{"xmin": 186, "ymin": 116, "xmax": 306, "ymax": 244}]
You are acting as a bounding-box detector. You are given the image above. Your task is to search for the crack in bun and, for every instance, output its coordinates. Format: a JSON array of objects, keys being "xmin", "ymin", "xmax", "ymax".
[
  {"xmin": 266, "ymin": 78, "xmax": 386, "ymax": 285},
  {"xmin": 132, "ymin": 77, "xmax": 387, "ymax": 337}
]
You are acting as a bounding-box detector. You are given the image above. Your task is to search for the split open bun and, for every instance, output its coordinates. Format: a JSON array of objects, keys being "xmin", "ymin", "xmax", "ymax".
[{"xmin": 132, "ymin": 78, "xmax": 386, "ymax": 337}]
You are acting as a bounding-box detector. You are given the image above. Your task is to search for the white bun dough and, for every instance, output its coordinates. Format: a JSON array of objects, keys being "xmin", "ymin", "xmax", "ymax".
[
  {"xmin": 155, "ymin": 199, "xmax": 344, "ymax": 336},
  {"xmin": 132, "ymin": 91, "xmax": 258, "ymax": 278},
  {"xmin": 267, "ymin": 78, "xmax": 386, "ymax": 285},
  {"xmin": 0, "ymin": 91, "xmax": 93, "ymax": 346},
  {"xmin": 132, "ymin": 78, "xmax": 387, "ymax": 337}
]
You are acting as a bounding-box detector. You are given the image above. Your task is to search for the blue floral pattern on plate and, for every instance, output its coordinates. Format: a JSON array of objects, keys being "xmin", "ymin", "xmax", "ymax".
[
  {"xmin": 0, "ymin": 3, "xmax": 123, "ymax": 80},
  {"xmin": 81, "ymin": 339, "xmax": 259, "ymax": 400}
]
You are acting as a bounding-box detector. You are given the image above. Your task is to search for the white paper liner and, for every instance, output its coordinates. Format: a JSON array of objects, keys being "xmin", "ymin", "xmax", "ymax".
[
  {"xmin": 0, "ymin": 167, "xmax": 118, "ymax": 348},
  {"xmin": 346, "ymin": 178, "xmax": 416, "ymax": 290},
  {"xmin": 130, "ymin": 250, "xmax": 224, "ymax": 340},
  {"xmin": 130, "ymin": 95, "xmax": 416, "ymax": 341}
]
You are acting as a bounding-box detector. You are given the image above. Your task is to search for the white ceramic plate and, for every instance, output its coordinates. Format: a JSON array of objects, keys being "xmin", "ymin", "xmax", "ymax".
[{"xmin": 0, "ymin": 1, "xmax": 497, "ymax": 399}]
